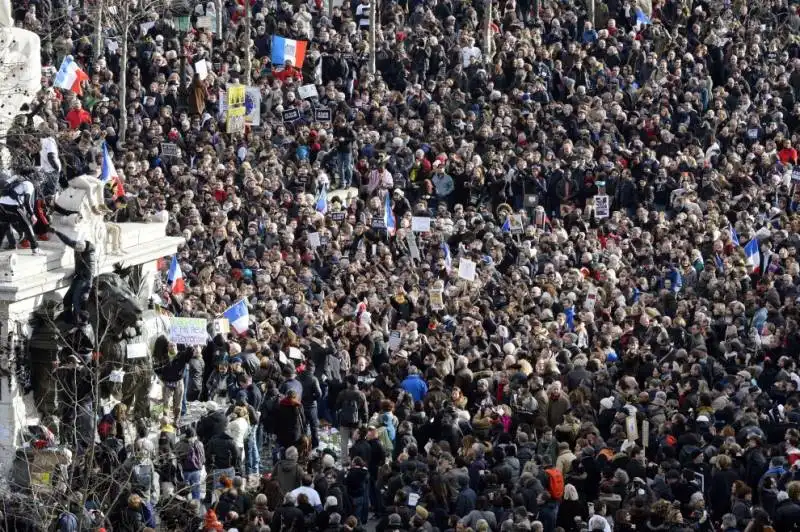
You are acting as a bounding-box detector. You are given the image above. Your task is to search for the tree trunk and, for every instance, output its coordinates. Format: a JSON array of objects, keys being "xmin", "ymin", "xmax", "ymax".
[
  {"xmin": 483, "ymin": 0, "xmax": 492, "ymax": 63},
  {"xmin": 94, "ymin": 0, "xmax": 103, "ymax": 61},
  {"xmin": 119, "ymin": 12, "xmax": 128, "ymax": 144},
  {"xmin": 243, "ymin": 0, "xmax": 252, "ymax": 85},
  {"xmin": 368, "ymin": 0, "xmax": 376, "ymax": 74},
  {"xmin": 215, "ymin": 0, "xmax": 224, "ymax": 39}
]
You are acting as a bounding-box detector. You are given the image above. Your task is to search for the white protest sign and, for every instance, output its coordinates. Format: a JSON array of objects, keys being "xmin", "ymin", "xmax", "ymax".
[
  {"xmin": 297, "ymin": 84, "xmax": 319, "ymax": 99},
  {"xmin": 509, "ymin": 214, "xmax": 524, "ymax": 234},
  {"xmin": 161, "ymin": 142, "xmax": 179, "ymax": 157},
  {"xmin": 169, "ymin": 317, "xmax": 208, "ymax": 345},
  {"xmin": 411, "ymin": 216, "xmax": 431, "ymax": 232},
  {"xmin": 595, "ymin": 194, "xmax": 610, "ymax": 219},
  {"xmin": 626, "ymin": 415, "xmax": 639, "ymax": 442},
  {"xmin": 584, "ymin": 285, "xmax": 598, "ymax": 311},
  {"xmin": 195, "ymin": 16, "xmax": 213, "ymax": 30},
  {"xmin": 127, "ymin": 343, "xmax": 148, "ymax": 359},
  {"xmin": 388, "ymin": 330, "xmax": 402, "ymax": 351},
  {"xmin": 308, "ymin": 232, "xmax": 321, "ymax": 248},
  {"xmin": 195, "ymin": 59, "xmax": 209, "ymax": 80},
  {"xmin": 278, "ymin": 351, "xmax": 289, "ymax": 365},
  {"xmin": 288, "ymin": 347, "xmax": 304, "ymax": 360},
  {"xmin": 458, "ymin": 259, "xmax": 477, "ymax": 282},
  {"xmin": 212, "ymin": 318, "xmax": 230, "ymax": 335},
  {"xmin": 429, "ymin": 288, "xmax": 444, "ymax": 310}
]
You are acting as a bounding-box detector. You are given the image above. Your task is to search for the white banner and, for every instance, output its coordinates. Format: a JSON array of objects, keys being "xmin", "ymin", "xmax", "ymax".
[{"xmin": 169, "ymin": 317, "xmax": 209, "ymax": 345}]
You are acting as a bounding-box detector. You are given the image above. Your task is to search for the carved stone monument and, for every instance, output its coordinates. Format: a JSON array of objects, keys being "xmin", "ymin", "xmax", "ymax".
[{"xmin": 0, "ymin": 1, "xmax": 184, "ymax": 469}]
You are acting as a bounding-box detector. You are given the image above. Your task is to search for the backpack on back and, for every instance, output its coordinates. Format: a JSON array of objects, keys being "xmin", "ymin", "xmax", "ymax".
[
  {"xmin": 545, "ymin": 467, "xmax": 564, "ymax": 501},
  {"xmin": 339, "ymin": 396, "xmax": 360, "ymax": 426},
  {"xmin": 131, "ymin": 463, "xmax": 153, "ymax": 495},
  {"xmin": 183, "ymin": 440, "xmax": 204, "ymax": 471},
  {"xmin": 97, "ymin": 414, "xmax": 114, "ymax": 439}
]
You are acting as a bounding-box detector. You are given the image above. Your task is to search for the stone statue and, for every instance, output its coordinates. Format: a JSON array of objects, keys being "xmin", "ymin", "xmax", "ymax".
[
  {"xmin": 27, "ymin": 267, "xmax": 171, "ymax": 419},
  {"xmin": 52, "ymin": 181, "xmax": 110, "ymax": 267},
  {"xmin": 0, "ymin": 0, "xmax": 42, "ymax": 170}
]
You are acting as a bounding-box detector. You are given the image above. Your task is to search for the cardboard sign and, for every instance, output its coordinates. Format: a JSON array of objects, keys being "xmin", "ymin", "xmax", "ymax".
[
  {"xmin": 429, "ymin": 289, "xmax": 444, "ymax": 310},
  {"xmin": 411, "ymin": 216, "xmax": 431, "ymax": 232},
  {"xmin": 626, "ymin": 415, "xmax": 639, "ymax": 442},
  {"xmin": 308, "ymin": 232, "xmax": 321, "ymax": 248},
  {"xmin": 127, "ymin": 343, "xmax": 147, "ymax": 359},
  {"xmin": 314, "ymin": 108, "xmax": 331, "ymax": 123},
  {"xmin": 458, "ymin": 259, "xmax": 477, "ymax": 282},
  {"xmin": 212, "ymin": 318, "xmax": 230, "ymax": 335},
  {"xmin": 297, "ymin": 84, "xmax": 319, "ymax": 99},
  {"xmin": 371, "ymin": 216, "xmax": 386, "ymax": 229},
  {"xmin": 195, "ymin": 16, "xmax": 213, "ymax": 30},
  {"xmin": 595, "ymin": 194, "xmax": 610, "ymax": 219},
  {"xmin": 282, "ymin": 108, "xmax": 300, "ymax": 123},
  {"xmin": 161, "ymin": 142, "xmax": 179, "ymax": 157},
  {"xmin": 169, "ymin": 317, "xmax": 209, "ymax": 345},
  {"xmin": 288, "ymin": 347, "xmax": 304, "ymax": 360},
  {"xmin": 245, "ymin": 86, "xmax": 261, "ymax": 126},
  {"xmin": 509, "ymin": 214, "xmax": 524, "ymax": 234},
  {"xmin": 227, "ymin": 84, "xmax": 246, "ymax": 107},
  {"xmin": 194, "ymin": 59, "xmax": 209, "ymax": 80},
  {"xmin": 584, "ymin": 285, "xmax": 598, "ymax": 311},
  {"xmin": 388, "ymin": 330, "xmax": 402, "ymax": 351},
  {"xmin": 329, "ymin": 211, "xmax": 345, "ymax": 222}
]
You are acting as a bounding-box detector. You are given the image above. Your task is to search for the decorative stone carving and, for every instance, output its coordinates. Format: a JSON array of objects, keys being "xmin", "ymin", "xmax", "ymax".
[
  {"xmin": 0, "ymin": 0, "xmax": 41, "ymax": 170},
  {"xmin": 53, "ymin": 184, "xmax": 109, "ymax": 268}
]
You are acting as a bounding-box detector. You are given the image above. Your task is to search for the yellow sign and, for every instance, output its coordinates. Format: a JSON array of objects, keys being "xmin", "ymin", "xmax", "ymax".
[{"xmin": 227, "ymin": 84, "xmax": 245, "ymax": 106}]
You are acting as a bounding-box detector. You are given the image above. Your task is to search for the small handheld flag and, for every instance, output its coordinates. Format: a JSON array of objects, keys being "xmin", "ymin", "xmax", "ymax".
[
  {"xmin": 315, "ymin": 185, "xmax": 328, "ymax": 214},
  {"xmin": 441, "ymin": 242, "xmax": 452, "ymax": 272},
  {"xmin": 271, "ymin": 36, "xmax": 308, "ymax": 68},
  {"xmin": 54, "ymin": 56, "xmax": 89, "ymax": 95},
  {"xmin": 223, "ymin": 299, "xmax": 250, "ymax": 335},
  {"xmin": 744, "ymin": 239, "xmax": 761, "ymax": 273},
  {"xmin": 384, "ymin": 193, "xmax": 396, "ymax": 236},
  {"xmin": 635, "ymin": 8, "xmax": 651, "ymax": 25},
  {"xmin": 167, "ymin": 256, "xmax": 185, "ymax": 294},
  {"xmin": 565, "ymin": 306, "xmax": 575, "ymax": 331},
  {"xmin": 729, "ymin": 223, "xmax": 740, "ymax": 247}
]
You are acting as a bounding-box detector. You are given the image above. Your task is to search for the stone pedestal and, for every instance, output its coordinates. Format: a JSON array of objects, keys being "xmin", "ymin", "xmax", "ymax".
[{"xmin": 0, "ymin": 221, "xmax": 184, "ymax": 461}]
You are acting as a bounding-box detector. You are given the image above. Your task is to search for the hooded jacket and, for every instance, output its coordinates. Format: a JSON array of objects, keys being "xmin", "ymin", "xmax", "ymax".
[{"xmin": 275, "ymin": 396, "xmax": 306, "ymax": 447}]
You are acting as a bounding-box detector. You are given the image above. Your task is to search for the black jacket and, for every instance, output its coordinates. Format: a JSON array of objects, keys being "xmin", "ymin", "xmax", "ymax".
[
  {"xmin": 206, "ymin": 432, "xmax": 239, "ymax": 470},
  {"xmin": 299, "ymin": 371, "xmax": 323, "ymax": 407},
  {"xmin": 271, "ymin": 504, "xmax": 305, "ymax": 532},
  {"xmin": 775, "ymin": 498, "xmax": 800, "ymax": 531},
  {"xmin": 196, "ymin": 410, "xmax": 228, "ymax": 444}
]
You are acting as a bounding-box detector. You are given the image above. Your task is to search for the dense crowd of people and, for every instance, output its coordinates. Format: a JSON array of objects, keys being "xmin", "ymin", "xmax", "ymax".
[{"xmin": 5, "ymin": 0, "xmax": 800, "ymax": 530}]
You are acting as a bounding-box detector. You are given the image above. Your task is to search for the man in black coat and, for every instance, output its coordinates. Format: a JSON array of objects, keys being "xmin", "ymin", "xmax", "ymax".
[
  {"xmin": 299, "ymin": 361, "xmax": 323, "ymax": 449},
  {"xmin": 271, "ymin": 493, "xmax": 305, "ymax": 532}
]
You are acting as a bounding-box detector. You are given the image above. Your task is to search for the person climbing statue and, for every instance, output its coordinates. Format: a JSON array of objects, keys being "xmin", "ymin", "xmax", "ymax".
[{"xmin": 48, "ymin": 227, "xmax": 96, "ymax": 322}]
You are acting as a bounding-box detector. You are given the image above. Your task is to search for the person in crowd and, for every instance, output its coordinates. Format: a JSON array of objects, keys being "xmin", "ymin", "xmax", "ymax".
[{"xmin": 8, "ymin": 0, "xmax": 800, "ymax": 530}]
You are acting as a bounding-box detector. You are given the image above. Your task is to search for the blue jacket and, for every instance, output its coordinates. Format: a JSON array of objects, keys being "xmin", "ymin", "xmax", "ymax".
[{"xmin": 401, "ymin": 374, "xmax": 428, "ymax": 401}]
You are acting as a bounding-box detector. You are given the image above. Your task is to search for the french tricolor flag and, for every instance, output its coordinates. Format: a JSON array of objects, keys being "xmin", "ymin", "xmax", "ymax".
[
  {"xmin": 223, "ymin": 299, "xmax": 250, "ymax": 336},
  {"xmin": 101, "ymin": 142, "xmax": 125, "ymax": 198},
  {"xmin": 271, "ymin": 36, "xmax": 308, "ymax": 68},
  {"xmin": 744, "ymin": 239, "xmax": 761, "ymax": 273},
  {"xmin": 167, "ymin": 256, "xmax": 185, "ymax": 294},
  {"xmin": 54, "ymin": 56, "xmax": 89, "ymax": 96}
]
